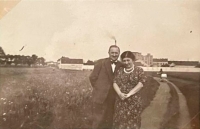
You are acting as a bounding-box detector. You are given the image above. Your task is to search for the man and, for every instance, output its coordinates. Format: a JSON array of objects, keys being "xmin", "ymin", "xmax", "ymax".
[{"xmin": 89, "ymin": 45, "xmax": 123, "ymax": 129}]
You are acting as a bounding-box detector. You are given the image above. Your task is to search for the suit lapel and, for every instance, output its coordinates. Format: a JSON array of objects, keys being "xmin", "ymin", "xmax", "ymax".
[
  {"xmin": 104, "ymin": 58, "xmax": 114, "ymax": 81},
  {"xmin": 114, "ymin": 61, "xmax": 122, "ymax": 74}
]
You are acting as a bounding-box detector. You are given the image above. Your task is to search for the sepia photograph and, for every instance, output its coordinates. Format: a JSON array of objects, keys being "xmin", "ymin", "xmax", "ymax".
[{"xmin": 0, "ymin": 0, "xmax": 199, "ymax": 129}]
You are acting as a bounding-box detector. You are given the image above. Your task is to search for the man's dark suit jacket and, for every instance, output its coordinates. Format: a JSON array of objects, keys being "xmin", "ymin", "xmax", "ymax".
[{"xmin": 89, "ymin": 58, "xmax": 123, "ymax": 104}]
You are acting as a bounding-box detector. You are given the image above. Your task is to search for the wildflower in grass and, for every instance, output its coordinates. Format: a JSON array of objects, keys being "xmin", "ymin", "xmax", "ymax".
[
  {"xmin": 3, "ymin": 118, "xmax": 6, "ymax": 121},
  {"xmin": 3, "ymin": 113, "xmax": 6, "ymax": 115}
]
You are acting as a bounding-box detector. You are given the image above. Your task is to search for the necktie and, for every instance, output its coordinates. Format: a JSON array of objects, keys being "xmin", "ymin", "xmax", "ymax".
[{"xmin": 111, "ymin": 61, "xmax": 117, "ymax": 65}]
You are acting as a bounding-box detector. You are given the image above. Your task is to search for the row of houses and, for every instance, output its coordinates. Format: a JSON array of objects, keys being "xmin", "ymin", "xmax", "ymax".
[
  {"xmin": 54, "ymin": 56, "xmax": 199, "ymax": 70},
  {"xmin": 152, "ymin": 59, "xmax": 199, "ymax": 67},
  {"xmin": 132, "ymin": 51, "xmax": 199, "ymax": 67}
]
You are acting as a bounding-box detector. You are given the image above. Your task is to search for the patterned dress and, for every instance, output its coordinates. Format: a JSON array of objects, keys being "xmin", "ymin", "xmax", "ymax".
[{"xmin": 113, "ymin": 66, "xmax": 146, "ymax": 129}]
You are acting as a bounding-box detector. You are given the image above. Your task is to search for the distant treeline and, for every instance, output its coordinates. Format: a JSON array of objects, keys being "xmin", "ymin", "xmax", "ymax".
[{"xmin": 0, "ymin": 54, "xmax": 45, "ymax": 66}]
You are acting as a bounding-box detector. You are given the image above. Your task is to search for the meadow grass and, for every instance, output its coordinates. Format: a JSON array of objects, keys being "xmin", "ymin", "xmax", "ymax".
[
  {"xmin": 0, "ymin": 68, "xmax": 159, "ymax": 129},
  {"xmin": 167, "ymin": 72, "xmax": 199, "ymax": 82}
]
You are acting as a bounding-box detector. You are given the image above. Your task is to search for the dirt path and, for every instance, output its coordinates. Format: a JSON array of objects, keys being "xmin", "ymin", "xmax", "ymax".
[
  {"xmin": 166, "ymin": 80, "xmax": 192, "ymax": 129},
  {"xmin": 141, "ymin": 77, "xmax": 171, "ymax": 129},
  {"xmin": 141, "ymin": 77, "xmax": 192, "ymax": 129}
]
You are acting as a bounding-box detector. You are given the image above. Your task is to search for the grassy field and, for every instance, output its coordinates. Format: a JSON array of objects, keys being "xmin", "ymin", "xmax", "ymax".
[
  {"xmin": 0, "ymin": 68, "xmax": 159, "ymax": 129},
  {"xmin": 167, "ymin": 72, "xmax": 199, "ymax": 82}
]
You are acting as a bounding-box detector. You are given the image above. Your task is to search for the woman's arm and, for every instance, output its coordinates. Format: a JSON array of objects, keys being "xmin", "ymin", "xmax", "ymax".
[
  {"xmin": 113, "ymin": 82, "xmax": 126, "ymax": 100},
  {"xmin": 126, "ymin": 67, "xmax": 146, "ymax": 98},
  {"xmin": 126, "ymin": 82, "xmax": 143, "ymax": 98}
]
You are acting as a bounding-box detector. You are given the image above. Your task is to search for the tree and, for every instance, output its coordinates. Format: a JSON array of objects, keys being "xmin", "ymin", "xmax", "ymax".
[
  {"xmin": 6, "ymin": 54, "xmax": 14, "ymax": 65},
  {"xmin": 13, "ymin": 55, "xmax": 21, "ymax": 66},
  {"xmin": 36, "ymin": 57, "xmax": 45, "ymax": 66},
  {"xmin": 84, "ymin": 60, "xmax": 94, "ymax": 65},
  {"xmin": 31, "ymin": 54, "xmax": 38, "ymax": 65},
  {"xmin": 25, "ymin": 56, "xmax": 32, "ymax": 66},
  {"xmin": 0, "ymin": 56, "xmax": 6, "ymax": 65},
  {"xmin": 20, "ymin": 55, "xmax": 27, "ymax": 65},
  {"xmin": 195, "ymin": 63, "xmax": 200, "ymax": 68}
]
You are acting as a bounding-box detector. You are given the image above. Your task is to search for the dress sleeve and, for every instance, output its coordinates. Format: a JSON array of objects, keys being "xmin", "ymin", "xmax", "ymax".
[{"xmin": 138, "ymin": 67, "xmax": 146, "ymax": 85}]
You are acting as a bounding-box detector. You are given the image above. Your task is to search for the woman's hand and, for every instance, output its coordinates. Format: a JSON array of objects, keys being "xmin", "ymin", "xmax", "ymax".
[
  {"xmin": 118, "ymin": 92, "xmax": 126, "ymax": 100},
  {"xmin": 125, "ymin": 93, "xmax": 132, "ymax": 98}
]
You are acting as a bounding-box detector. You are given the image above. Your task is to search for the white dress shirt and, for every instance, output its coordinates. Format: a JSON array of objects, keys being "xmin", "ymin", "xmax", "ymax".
[{"xmin": 111, "ymin": 61, "xmax": 117, "ymax": 72}]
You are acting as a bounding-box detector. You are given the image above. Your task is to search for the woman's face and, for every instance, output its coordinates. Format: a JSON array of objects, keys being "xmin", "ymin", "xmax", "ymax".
[{"xmin": 122, "ymin": 57, "xmax": 134, "ymax": 68}]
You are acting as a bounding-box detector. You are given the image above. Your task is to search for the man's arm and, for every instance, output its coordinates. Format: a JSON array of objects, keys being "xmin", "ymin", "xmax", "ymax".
[{"xmin": 89, "ymin": 60, "xmax": 102, "ymax": 87}]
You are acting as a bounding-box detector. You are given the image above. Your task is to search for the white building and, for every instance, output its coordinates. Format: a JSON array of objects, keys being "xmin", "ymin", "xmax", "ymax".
[
  {"xmin": 132, "ymin": 52, "xmax": 153, "ymax": 66},
  {"xmin": 57, "ymin": 57, "xmax": 83, "ymax": 70},
  {"xmin": 153, "ymin": 58, "xmax": 168, "ymax": 67},
  {"xmin": 46, "ymin": 61, "xmax": 57, "ymax": 67}
]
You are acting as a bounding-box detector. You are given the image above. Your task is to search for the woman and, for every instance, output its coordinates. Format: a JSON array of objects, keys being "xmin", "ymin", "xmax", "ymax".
[{"xmin": 113, "ymin": 51, "xmax": 146, "ymax": 129}]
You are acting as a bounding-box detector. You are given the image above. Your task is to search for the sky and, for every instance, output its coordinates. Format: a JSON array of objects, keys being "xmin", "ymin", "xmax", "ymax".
[{"xmin": 0, "ymin": 0, "xmax": 200, "ymax": 62}]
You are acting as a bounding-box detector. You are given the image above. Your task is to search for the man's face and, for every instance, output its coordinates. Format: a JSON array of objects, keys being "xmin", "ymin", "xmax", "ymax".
[{"xmin": 108, "ymin": 47, "xmax": 120, "ymax": 61}]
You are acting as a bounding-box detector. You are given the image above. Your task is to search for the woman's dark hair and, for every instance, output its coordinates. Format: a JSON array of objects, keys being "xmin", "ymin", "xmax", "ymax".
[{"xmin": 120, "ymin": 51, "xmax": 135, "ymax": 61}]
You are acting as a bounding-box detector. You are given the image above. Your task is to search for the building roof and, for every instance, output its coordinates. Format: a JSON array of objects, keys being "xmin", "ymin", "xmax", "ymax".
[
  {"xmin": 46, "ymin": 61, "xmax": 57, "ymax": 63},
  {"xmin": 168, "ymin": 61, "xmax": 199, "ymax": 66},
  {"xmin": 153, "ymin": 58, "xmax": 168, "ymax": 62},
  {"xmin": 59, "ymin": 57, "xmax": 83, "ymax": 64}
]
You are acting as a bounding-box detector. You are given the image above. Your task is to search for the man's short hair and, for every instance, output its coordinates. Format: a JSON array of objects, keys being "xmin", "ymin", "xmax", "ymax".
[{"xmin": 108, "ymin": 45, "xmax": 120, "ymax": 53}]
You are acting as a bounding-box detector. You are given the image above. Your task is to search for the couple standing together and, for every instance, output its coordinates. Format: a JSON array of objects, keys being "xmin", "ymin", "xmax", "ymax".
[{"xmin": 89, "ymin": 45, "xmax": 146, "ymax": 129}]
